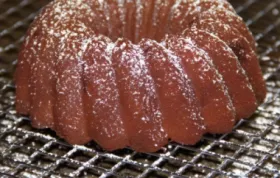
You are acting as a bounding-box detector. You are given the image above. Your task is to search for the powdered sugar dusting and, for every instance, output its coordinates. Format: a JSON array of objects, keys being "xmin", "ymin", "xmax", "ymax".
[
  {"xmin": 166, "ymin": 35, "xmax": 236, "ymax": 131},
  {"xmin": 184, "ymin": 29, "xmax": 258, "ymax": 119},
  {"xmin": 111, "ymin": 39, "xmax": 167, "ymax": 150},
  {"xmin": 141, "ymin": 39, "xmax": 205, "ymax": 141}
]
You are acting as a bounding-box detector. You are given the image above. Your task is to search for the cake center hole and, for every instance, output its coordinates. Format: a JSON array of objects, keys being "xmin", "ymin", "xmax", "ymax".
[{"xmin": 102, "ymin": 6, "xmax": 182, "ymax": 44}]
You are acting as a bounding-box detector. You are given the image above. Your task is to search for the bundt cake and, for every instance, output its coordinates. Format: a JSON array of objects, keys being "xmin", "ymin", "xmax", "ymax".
[{"xmin": 15, "ymin": 0, "xmax": 267, "ymax": 152}]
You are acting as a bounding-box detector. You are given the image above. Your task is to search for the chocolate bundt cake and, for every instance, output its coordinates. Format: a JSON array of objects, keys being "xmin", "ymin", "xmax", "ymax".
[{"xmin": 15, "ymin": 0, "xmax": 267, "ymax": 152}]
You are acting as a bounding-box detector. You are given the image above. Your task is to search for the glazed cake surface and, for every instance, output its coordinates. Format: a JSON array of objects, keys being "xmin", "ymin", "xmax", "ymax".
[{"xmin": 15, "ymin": 0, "xmax": 266, "ymax": 152}]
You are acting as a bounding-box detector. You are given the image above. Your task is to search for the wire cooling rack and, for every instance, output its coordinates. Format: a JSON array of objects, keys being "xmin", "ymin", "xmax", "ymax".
[{"xmin": 0, "ymin": 0, "xmax": 280, "ymax": 177}]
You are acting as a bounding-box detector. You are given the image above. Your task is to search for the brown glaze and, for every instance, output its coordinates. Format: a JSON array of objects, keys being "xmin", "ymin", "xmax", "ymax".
[
  {"xmin": 168, "ymin": 0, "xmax": 235, "ymax": 36},
  {"xmin": 90, "ymin": 0, "xmax": 110, "ymax": 36},
  {"xmin": 53, "ymin": 35, "xmax": 91, "ymax": 145},
  {"xmin": 192, "ymin": 20, "xmax": 266, "ymax": 103},
  {"xmin": 104, "ymin": 0, "xmax": 124, "ymax": 41},
  {"xmin": 111, "ymin": 39, "xmax": 168, "ymax": 152},
  {"xmin": 154, "ymin": 0, "xmax": 175, "ymax": 41},
  {"xmin": 190, "ymin": 0, "xmax": 235, "ymax": 13},
  {"xmin": 167, "ymin": 36, "xmax": 236, "ymax": 134},
  {"xmin": 197, "ymin": 9, "xmax": 257, "ymax": 51},
  {"xmin": 184, "ymin": 29, "xmax": 258, "ymax": 119},
  {"xmin": 83, "ymin": 37, "xmax": 128, "ymax": 151},
  {"xmin": 15, "ymin": 31, "xmax": 35, "ymax": 115},
  {"xmin": 136, "ymin": 0, "xmax": 155, "ymax": 43},
  {"xmin": 15, "ymin": 2, "xmax": 54, "ymax": 115},
  {"xmin": 29, "ymin": 32, "xmax": 56, "ymax": 129},
  {"xmin": 141, "ymin": 39, "xmax": 205, "ymax": 144},
  {"xmin": 168, "ymin": 0, "xmax": 194, "ymax": 37},
  {"xmin": 124, "ymin": 1, "xmax": 137, "ymax": 43}
]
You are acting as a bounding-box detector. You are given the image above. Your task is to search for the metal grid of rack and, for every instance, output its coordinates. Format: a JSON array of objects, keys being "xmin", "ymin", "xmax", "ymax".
[{"xmin": 0, "ymin": 0, "xmax": 280, "ymax": 177}]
